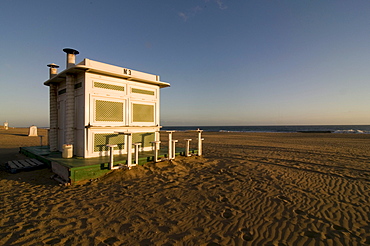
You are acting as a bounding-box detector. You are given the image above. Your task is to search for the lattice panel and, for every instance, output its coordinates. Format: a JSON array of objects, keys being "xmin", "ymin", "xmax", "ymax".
[
  {"xmin": 94, "ymin": 82, "xmax": 125, "ymax": 91},
  {"xmin": 132, "ymin": 104, "xmax": 154, "ymax": 122},
  {"xmin": 94, "ymin": 134, "xmax": 125, "ymax": 152},
  {"xmin": 132, "ymin": 132, "xmax": 155, "ymax": 148},
  {"xmin": 132, "ymin": 88, "xmax": 155, "ymax": 96},
  {"xmin": 95, "ymin": 100, "xmax": 124, "ymax": 122}
]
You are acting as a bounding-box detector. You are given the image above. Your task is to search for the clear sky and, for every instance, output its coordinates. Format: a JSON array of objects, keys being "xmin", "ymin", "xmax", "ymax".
[{"xmin": 1, "ymin": 0, "xmax": 369, "ymax": 127}]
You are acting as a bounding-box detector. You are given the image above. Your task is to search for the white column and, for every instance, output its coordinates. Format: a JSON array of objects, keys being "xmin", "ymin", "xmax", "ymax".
[
  {"xmin": 166, "ymin": 131, "xmax": 175, "ymax": 159},
  {"xmin": 184, "ymin": 139, "xmax": 192, "ymax": 157},
  {"xmin": 124, "ymin": 133, "xmax": 133, "ymax": 168},
  {"xmin": 107, "ymin": 144, "xmax": 117, "ymax": 170},
  {"xmin": 151, "ymin": 141, "xmax": 161, "ymax": 162},
  {"xmin": 134, "ymin": 143, "xmax": 141, "ymax": 165},
  {"xmin": 172, "ymin": 140, "xmax": 178, "ymax": 159},
  {"xmin": 196, "ymin": 129, "xmax": 204, "ymax": 156}
]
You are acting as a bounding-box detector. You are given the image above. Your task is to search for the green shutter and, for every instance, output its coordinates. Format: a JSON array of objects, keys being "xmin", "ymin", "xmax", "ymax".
[
  {"xmin": 132, "ymin": 132, "xmax": 155, "ymax": 148},
  {"xmin": 94, "ymin": 82, "xmax": 125, "ymax": 91},
  {"xmin": 132, "ymin": 104, "xmax": 154, "ymax": 122},
  {"xmin": 95, "ymin": 100, "xmax": 124, "ymax": 122},
  {"xmin": 94, "ymin": 134, "xmax": 125, "ymax": 152},
  {"xmin": 132, "ymin": 88, "xmax": 155, "ymax": 95}
]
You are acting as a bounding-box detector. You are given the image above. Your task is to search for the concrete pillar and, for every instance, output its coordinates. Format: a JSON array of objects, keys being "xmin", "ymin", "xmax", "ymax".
[
  {"xmin": 124, "ymin": 133, "xmax": 133, "ymax": 168},
  {"xmin": 63, "ymin": 48, "xmax": 79, "ymax": 148},
  {"xmin": 184, "ymin": 139, "xmax": 192, "ymax": 157},
  {"xmin": 166, "ymin": 131, "xmax": 175, "ymax": 159},
  {"xmin": 65, "ymin": 73, "xmax": 75, "ymax": 146},
  {"xmin": 196, "ymin": 129, "xmax": 204, "ymax": 156},
  {"xmin": 171, "ymin": 140, "xmax": 178, "ymax": 160},
  {"xmin": 151, "ymin": 141, "xmax": 161, "ymax": 162},
  {"xmin": 107, "ymin": 144, "xmax": 117, "ymax": 170},
  {"xmin": 49, "ymin": 83, "xmax": 58, "ymax": 151},
  {"xmin": 134, "ymin": 143, "xmax": 141, "ymax": 165},
  {"xmin": 47, "ymin": 63, "xmax": 59, "ymax": 152}
]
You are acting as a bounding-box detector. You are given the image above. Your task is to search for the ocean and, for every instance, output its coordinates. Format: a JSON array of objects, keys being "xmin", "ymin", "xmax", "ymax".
[{"xmin": 162, "ymin": 125, "xmax": 370, "ymax": 134}]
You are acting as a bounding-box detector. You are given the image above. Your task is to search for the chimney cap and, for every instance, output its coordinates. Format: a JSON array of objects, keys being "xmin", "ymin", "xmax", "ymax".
[
  {"xmin": 63, "ymin": 48, "xmax": 79, "ymax": 55},
  {"xmin": 47, "ymin": 63, "xmax": 59, "ymax": 68}
]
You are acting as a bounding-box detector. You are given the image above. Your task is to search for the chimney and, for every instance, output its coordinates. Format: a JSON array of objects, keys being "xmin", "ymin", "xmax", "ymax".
[
  {"xmin": 47, "ymin": 63, "xmax": 59, "ymax": 78},
  {"xmin": 63, "ymin": 48, "xmax": 79, "ymax": 69}
]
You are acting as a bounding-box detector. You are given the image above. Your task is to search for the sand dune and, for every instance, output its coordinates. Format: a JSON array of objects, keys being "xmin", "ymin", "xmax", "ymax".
[{"xmin": 1, "ymin": 129, "xmax": 369, "ymax": 245}]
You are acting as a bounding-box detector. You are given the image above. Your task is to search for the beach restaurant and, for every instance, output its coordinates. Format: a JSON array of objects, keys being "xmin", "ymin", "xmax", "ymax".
[{"xmin": 44, "ymin": 48, "xmax": 170, "ymax": 158}]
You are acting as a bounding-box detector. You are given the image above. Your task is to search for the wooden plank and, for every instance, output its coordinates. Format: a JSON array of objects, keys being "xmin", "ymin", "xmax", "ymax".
[
  {"xmin": 18, "ymin": 160, "xmax": 33, "ymax": 168},
  {"xmin": 30, "ymin": 159, "xmax": 44, "ymax": 166},
  {"xmin": 19, "ymin": 160, "xmax": 33, "ymax": 168},
  {"xmin": 23, "ymin": 159, "xmax": 36, "ymax": 167},
  {"xmin": 6, "ymin": 159, "xmax": 47, "ymax": 174},
  {"xmin": 12, "ymin": 160, "xmax": 23, "ymax": 168},
  {"xmin": 7, "ymin": 161, "xmax": 19, "ymax": 169},
  {"xmin": 17, "ymin": 160, "xmax": 29, "ymax": 168},
  {"xmin": 24, "ymin": 159, "xmax": 39, "ymax": 167}
]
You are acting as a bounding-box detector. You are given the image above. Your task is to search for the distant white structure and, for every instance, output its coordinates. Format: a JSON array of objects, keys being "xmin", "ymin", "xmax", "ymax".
[
  {"xmin": 44, "ymin": 48, "xmax": 170, "ymax": 158},
  {"xmin": 4, "ymin": 121, "xmax": 8, "ymax": 130},
  {"xmin": 28, "ymin": 125, "xmax": 38, "ymax": 136}
]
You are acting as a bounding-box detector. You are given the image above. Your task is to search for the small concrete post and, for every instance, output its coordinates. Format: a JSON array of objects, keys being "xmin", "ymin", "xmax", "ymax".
[
  {"xmin": 106, "ymin": 144, "xmax": 117, "ymax": 170},
  {"xmin": 28, "ymin": 125, "xmax": 38, "ymax": 136},
  {"xmin": 184, "ymin": 139, "xmax": 192, "ymax": 157},
  {"xmin": 134, "ymin": 143, "xmax": 142, "ymax": 165},
  {"xmin": 4, "ymin": 122, "xmax": 8, "ymax": 130},
  {"xmin": 166, "ymin": 131, "xmax": 175, "ymax": 159},
  {"xmin": 124, "ymin": 133, "xmax": 133, "ymax": 168},
  {"xmin": 196, "ymin": 129, "xmax": 204, "ymax": 156},
  {"xmin": 151, "ymin": 141, "xmax": 161, "ymax": 162},
  {"xmin": 172, "ymin": 140, "xmax": 178, "ymax": 160}
]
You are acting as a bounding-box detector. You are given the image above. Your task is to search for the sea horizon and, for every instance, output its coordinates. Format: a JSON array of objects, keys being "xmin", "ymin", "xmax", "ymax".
[
  {"xmin": 162, "ymin": 125, "xmax": 370, "ymax": 134},
  {"xmin": 6, "ymin": 124, "xmax": 370, "ymax": 134}
]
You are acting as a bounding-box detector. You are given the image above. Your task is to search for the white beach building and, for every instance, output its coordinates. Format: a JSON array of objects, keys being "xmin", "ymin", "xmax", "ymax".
[{"xmin": 44, "ymin": 48, "xmax": 170, "ymax": 158}]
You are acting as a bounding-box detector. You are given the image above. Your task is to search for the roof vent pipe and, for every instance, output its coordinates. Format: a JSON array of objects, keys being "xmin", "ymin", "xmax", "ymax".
[
  {"xmin": 47, "ymin": 63, "xmax": 59, "ymax": 79},
  {"xmin": 63, "ymin": 48, "xmax": 79, "ymax": 69}
]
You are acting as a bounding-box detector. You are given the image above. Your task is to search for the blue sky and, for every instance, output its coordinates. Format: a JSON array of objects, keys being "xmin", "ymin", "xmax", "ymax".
[{"xmin": 0, "ymin": 0, "xmax": 369, "ymax": 127}]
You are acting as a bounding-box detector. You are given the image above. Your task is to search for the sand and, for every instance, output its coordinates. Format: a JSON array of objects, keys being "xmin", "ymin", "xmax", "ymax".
[{"xmin": 1, "ymin": 128, "xmax": 370, "ymax": 245}]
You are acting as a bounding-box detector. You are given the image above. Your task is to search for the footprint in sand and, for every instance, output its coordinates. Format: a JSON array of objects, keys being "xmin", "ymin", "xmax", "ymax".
[
  {"xmin": 294, "ymin": 209, "xmax": 307, "ymax": 216},
  {"xmin": 44, "ymin": 238, "xmax": 61, "ymax": 244},
  {"xmin": 332, "ymin": 224, "xmax": 348, "ymax": 232},
  {"xmin": 240, "ymin": 228, "xmax": 253, "ymax": 241},
  {"xmin": 218, "ymin": 196, "xmax": 229, "ymax": 203},
  {"xmin": 277, "ymin": 195, "xmax": 291, "ymax": 203},
  {"xmin": 221, "ymin": 208, "xmax": 234, "ymax": 219},
  {"xmin": 304, "ymin": 230, "xmax": 321, "ymax": 238},
  {"xmin": 103, "ymin": 237, "xmax": 119, "ymax": 245},
  {"xmin": 254, "ymin": 187, "xmax": 267, "ymax": 193}
]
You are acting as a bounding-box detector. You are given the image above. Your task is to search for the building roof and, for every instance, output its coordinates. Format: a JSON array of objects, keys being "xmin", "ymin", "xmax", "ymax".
[{"xmin": 44, "ymin": 58, "xmax": 170, "ymax": 88}]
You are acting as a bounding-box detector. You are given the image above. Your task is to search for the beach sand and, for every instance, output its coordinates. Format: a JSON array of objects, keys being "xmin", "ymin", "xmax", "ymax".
[{"xmin": 1, "ymin": 128, "xmax": 369, "ymax": 245}]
